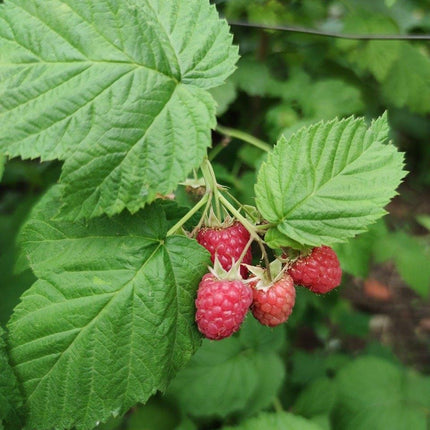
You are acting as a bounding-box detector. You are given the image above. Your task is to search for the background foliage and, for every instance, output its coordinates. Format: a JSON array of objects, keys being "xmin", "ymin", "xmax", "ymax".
[{"xmin": 1, "ymin": 0, "xmax": 430, "ymax": 429}]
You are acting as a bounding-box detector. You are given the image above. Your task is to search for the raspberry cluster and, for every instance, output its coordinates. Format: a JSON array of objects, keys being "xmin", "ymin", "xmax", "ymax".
[
  {"xmin": 195, "ymin": 222, "xmax": 253, "ymax": 340},
  {"xmin": 195, "ymin": 221, "xmax": 342, "ymax": 340}
]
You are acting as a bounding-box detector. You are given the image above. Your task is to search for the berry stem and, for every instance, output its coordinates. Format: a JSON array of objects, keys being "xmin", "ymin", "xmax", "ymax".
[
  {"xmin": 190, "ymin": 193, "xmax": 213, "ymax": 237},
  {"xmin": 166, "ymin": 193, "xmax": 210, "ymax": 237},
  {"xmin": 224, "ymin": 190, "xmax": 275, "ymax": 230},
  {"xmin": 208, "ymin": 136, "xmax": 230, "ymax": 161},
  {"xmin": 216, "ymin": 124, "xmax": 271, "ymax": 153},
  {"xmin": 218, "ymin": 193, "xmax": 271, "ymax": 278},
  {"xmin": 238, "ymin": 236, "xmax": 254, "ymax": 265},
  {"xmin": 273, "ymin": 397, "xmax": 284, "ymax": 413},
  {"xmin": 200, "ymin": 158, "xmax": 222, "ymax": 220}
]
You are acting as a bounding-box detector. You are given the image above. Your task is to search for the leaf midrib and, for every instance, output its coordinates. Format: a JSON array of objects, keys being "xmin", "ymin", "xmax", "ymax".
[
  {"xmin": 0, "ymin": 60, "xmax": 178, "ymax": 82},
  {"xmin": 7, "ymin": 0, "xmax": 180, "ymax": 83}
]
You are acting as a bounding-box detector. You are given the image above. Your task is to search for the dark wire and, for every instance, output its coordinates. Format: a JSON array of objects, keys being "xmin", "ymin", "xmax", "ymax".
[{"xmin": 227, "ymin": 20, "xmax": 430, "ymax": 41}]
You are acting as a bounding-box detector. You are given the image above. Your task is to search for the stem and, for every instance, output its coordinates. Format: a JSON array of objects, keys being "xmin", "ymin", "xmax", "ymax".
[
  {"xmin": 201, "ymin": 159, "xmax": 222, "ymax": 220},
  {"xmin": 209, "ymin": 137, "xmax": 230, "ymax": 161},
  {"xmin": 224, "ymin": 191, "xmax": 255, "ymax": 218},
  {"xmin": 227, "ymin": 20, "xmax": 430, "ymax": 41},
  {"xmin": 219, "ymin": 194, "xmax": 259, "ymax": 241},
  {"xmin": 166, "ymin": 194, "xmax": 209, "ymax": 237},
  {"xmin": 190, "ymin": 193, "xmax": 213, "ymax": 237},
  {"xmin": 216, "ymin": 124, "xmax": 271, "ymax": 153},
  {"xmin": 224, "ymin": 191, "xmax": 274, "ymax": 231},
  {"xmin": 238, "ymin": 236, "xmax": 254, "ymax": 265},
  {"xmin": 273, "ymin": 397, "xmax": 284, "ymax": 413},
  {"xmin": 218, "ymin": 193, "xmax": 271, "ymax": 276}
]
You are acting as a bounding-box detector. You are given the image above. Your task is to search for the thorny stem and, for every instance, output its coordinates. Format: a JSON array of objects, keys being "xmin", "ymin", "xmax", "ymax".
[
  {"xmin": 216, "ymin": 124, "xmax": 271, "ymax": 153},
  {"xmin": 166, "ymin": 193, "xmax": 209, "ymax": 237}
]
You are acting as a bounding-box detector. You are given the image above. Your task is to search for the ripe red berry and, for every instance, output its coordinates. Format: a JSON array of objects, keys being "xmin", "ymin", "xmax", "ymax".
[
  {"xmin": 288, "ymin": 246, "xmax": 342, "ymax": 294},
  {"xmin": 195, "ymin": 273, "xmax": 253, "ymax": 340},
  {"xmin": 197, "ymin": 222, "xmax": 252, "ymax": 278},
  {"xmin": 251, "ymin": 275, "xmax": 296, "ymax": 327}
]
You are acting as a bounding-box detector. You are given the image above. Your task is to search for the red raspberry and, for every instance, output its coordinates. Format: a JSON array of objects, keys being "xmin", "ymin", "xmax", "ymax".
[
  {"xmin": 288, "ymin": 246, "xmax": 342, "ymax": 294},
  {"xmin": 197, "ymin": 222, "xmax": 252, "ymax": 278},
  {"xmin": 195, "ymin": 273, "xmax": 253, "ymax": 340},
  {"xmin": 251, "ymin": 275, "xmax": 296, "ymax": 327}
]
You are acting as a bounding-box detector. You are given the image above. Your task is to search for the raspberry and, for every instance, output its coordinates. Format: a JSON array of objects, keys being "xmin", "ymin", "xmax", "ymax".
[
  {"xmin": 197, "ymin": 222, "xmax": 252, "ymax": 278},
  {"xmin": 288, "ymin": 246, "xmax": 342, "ymax": 294},
  {"xmin": 251, "ymin": 275, "xmax": 296, "ymax": 327},
  {"xmin": 195, "ymin": 273, "xmax": 253, "ymax": 340}
]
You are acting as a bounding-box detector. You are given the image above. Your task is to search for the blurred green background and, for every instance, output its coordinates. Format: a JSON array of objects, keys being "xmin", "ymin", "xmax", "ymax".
[{"xmin": 1, "ymin": 0, "xmax": 429, "ymax": 429}]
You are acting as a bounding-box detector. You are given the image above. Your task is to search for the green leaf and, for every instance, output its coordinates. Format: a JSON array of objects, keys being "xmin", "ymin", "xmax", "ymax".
[
  {"xmin": 126, "ymin": 398, "xmax": 179, "ymax": 430},
  {"xmin": 333, "ymin": 220, "xmax": 388, "ymax": 278},
  {"xmin": 373, "ymin": 231, "xmax": 430, "ymax": 297},
  {"xmin": 210, "ymin": 80, "xmax": 237, "ymax": 116},
  {"xmin": 232, "ymin": 57, "xmax": 281, "ymax": 97},
  {"xmin": 300, "ymin": 79, "xmax": 364, "ymax": 120},
  {"xmin": 222, "ymin": 412, "xmax": 323, "ymax": 430},
  {"xmin": 256, "ymin": 114, "xmax": 406, "ymax": 248},
  {"xmin": 0, "ymin": 155, "xmax": 4, "ymax": 181},
  {"xmin": 8, "ymin": 186, "xmax": 210, "ymax": 430},
  {"xmin": 382, "ymin": 44, "xmax": 430, "ymax": 114},
  {"xmin": 416, "ymin": 215, "xmax": 430, "ymax": 231},
  {"xmin": 404, "ymin": 370, "xmax": 430, "ymax": 411},
  {"xmin": 294, "ymin": 377, "xmax": 337, "ymax": 418},
  {"xmin": 338, "ymin": 12, "xmax": 401, "ymax": 81},
  {"xmin": 333, "ymin": 356, "xmax": 429, "ymax": 430},
  {"xmin": 167, "ymin": 317, "xmax": 286, "ymax": 419},
  {"xmin": 0, "ymin": 0, "xmax": 238, "ymax": 219},
  {"xmin": 0, "ymin": 327, "xmax": 23, "ymax": 428}
]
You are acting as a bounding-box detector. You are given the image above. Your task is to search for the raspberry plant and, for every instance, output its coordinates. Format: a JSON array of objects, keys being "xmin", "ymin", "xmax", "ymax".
[{"xmin": 0, "ymin": 0, "xmax": 412, "ymax": 429}]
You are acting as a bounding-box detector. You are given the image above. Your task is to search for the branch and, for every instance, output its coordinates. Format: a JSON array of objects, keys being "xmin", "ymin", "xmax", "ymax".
[{"xmin": 227, "ymin": 20, "xmax": 430, "ymax": 41}]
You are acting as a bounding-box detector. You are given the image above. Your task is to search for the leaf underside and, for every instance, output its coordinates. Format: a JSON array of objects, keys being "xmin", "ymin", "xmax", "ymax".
[
  {"xmin": 0, "ymin": 0, "xmax": 238, "ymax": 219},
  {"xmin": 8, "ymin": 187, "xmax": 210, "ymax": 429},
  {"xmin": 255, "ymin": 114, "xmax": 406, "ymax": 249}
]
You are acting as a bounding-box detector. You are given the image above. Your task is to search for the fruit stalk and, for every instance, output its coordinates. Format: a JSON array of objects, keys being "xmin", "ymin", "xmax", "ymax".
[{"xmin": 166, "ymin": 193, "xmax": 210, "ymax": 237}]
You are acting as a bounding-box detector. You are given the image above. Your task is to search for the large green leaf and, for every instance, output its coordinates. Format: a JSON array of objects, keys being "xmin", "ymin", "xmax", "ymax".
[
  {"xmin": 256, "ymin": 114, "xmax": 406, "ymax": 248},
  {"xmin": 0, "ymin": 327, "xmax": 23, "ymax": 428},
  {"xmin": 8, "ymin": 187, "xmax": 210, "ymax": 429},
  {"xmin": 0, "ymin": 0, "xmax": 238, "ymax": 219},
  {"xmin": 333, "ymin": 356, "xmax": 429, "ymax": 430},
  {"xmin": 167, "ymin": 317, "xmax": 286, "ymax": 419},
  {"xmin": 222, "ymin": 412, "xmax": 323, "ymax": 430}
]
